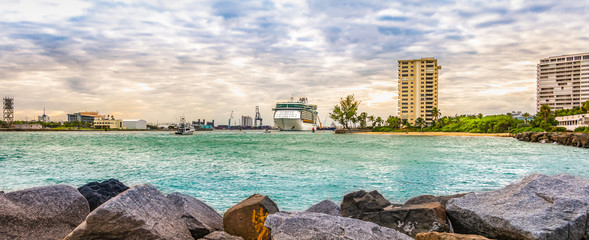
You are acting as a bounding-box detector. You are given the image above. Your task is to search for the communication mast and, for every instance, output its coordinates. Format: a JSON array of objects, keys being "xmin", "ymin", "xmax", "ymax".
[
  {"xmin": 3, "ymin": 97, "xmax": 14, "ymax": 126},
  {"xmin": 254, "ymin": 106, "xmax": 263, "ymax": 128}
]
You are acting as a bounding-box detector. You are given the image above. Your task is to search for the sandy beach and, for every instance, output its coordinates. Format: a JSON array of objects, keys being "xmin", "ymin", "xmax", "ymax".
[{"xmin": 357, "ymin": 131, "xmax": 513, "ymax": 137}]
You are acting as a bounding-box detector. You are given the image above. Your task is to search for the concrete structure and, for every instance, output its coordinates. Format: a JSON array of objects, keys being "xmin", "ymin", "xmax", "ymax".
[
  {"xmin": 241, "ymin": 115, "xmax": 253, "ymax": 128},
  {"xmin": 38, "ymin": 108, "xmax": 50, "ymax": 122},
  {"xmin": 122, "ymin": 119, "xmax": 147, "ymax": 130},
  {"xmin": 556, "ymin": 113, "xmax": 589, "ymax": 131},
  {"xmin": 398, "ymin": 57, "xmax": 441, "ymax": 125},
  {"xmin": 93, "ymin": 119, "xmax": 124, "ymax": 129},
  {"xmin": 13, "ymin": 123, "xmax": 42, "ymax": 129},
  {"xmin": 68, "ymin": 112, "xmax": 105, "ymax": 123},
  {"xmin": 537, "ymin": 52, "xmax": 589, "ymax": 113}
]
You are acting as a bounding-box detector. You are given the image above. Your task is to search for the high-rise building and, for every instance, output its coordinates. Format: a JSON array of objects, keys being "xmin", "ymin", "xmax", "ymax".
[
  {"xmin": 241, "ymin": 115, "xmax": 253, "ymax": 128},
  {"xmin": 537, "ymin": 52, "xmax": 589, "ymax": 113},
  {"xmin": 397, "ymin": 57, "xmax": 441, "ymax": 126}
]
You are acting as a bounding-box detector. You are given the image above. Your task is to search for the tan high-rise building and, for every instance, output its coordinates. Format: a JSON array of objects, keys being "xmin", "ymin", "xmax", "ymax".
[
  {"xmin": 537, "ymin": 52, "xmax": 589, "ymax": 113},
  {"xmin": 398, "ymin": 57, "xmax": 441, "ymax": 126}
]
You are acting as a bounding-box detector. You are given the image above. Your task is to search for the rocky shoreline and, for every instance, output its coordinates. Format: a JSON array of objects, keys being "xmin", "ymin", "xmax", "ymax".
[
  {"xmin": 514, "ymin": 131, "xmax": 589, "ymax": 148},
  {"xmin": 2, "ymin": 173, "xmax": 589, "ymax": 239}
]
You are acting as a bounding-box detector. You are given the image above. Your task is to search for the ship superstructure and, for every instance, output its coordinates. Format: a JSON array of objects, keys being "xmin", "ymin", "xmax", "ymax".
[{"xmin": 273, "ymin": 97, "xmax": 318, "ymax": 131}]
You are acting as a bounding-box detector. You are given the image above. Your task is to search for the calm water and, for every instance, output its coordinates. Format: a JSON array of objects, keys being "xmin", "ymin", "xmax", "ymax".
[{"xmin": 0, "ymin": 131, "xmax": 587, "ymax": 212}]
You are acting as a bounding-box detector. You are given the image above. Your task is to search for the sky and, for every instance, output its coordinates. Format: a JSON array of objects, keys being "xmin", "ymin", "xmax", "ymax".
[{"xmin": 1, "ymin": 0, "xmax": 589, "ymax": 124}]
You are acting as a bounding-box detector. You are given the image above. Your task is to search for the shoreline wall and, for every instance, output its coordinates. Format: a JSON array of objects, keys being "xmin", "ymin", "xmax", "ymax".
[{"xmin": 514, "ymin": 131, "xmax": 589, "ymax": 148}]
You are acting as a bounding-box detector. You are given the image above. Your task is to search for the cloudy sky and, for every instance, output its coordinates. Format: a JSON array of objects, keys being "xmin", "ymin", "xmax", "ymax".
[{"xmin": 1, "ymin": 0, "xmax": 588, "ymax": 124}]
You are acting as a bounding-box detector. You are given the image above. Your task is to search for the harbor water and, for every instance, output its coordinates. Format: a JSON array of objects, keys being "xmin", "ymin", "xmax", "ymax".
[{"xmin": 0, "ymin": 131, "xmax": 587, "ymax": 212}]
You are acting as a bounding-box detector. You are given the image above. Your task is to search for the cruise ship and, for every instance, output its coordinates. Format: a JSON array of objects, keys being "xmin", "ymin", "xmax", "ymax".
[{"xmin": 273, "ymin": 97, "xmax": 318, "ymax": 131}]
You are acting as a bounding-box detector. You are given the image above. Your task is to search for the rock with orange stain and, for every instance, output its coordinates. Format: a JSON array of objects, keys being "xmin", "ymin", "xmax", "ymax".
[{"xmin": 223, "ymin": 194, "xmax": 279, "ymax": 240}]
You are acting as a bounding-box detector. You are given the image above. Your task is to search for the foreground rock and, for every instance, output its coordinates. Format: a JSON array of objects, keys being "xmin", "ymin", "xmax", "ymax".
[
  {"xmin": 515, "ymin": 132, "xmax": 589, "ymax": 148},
  {"xmin": 265, "ymin": 211, "xmax": 413, "ymax": 240},
  {"xmin": 415, "ymin": 232, "xmax": 490, "ymax": 240},
  {"xmin": 305, "ymin": 199, "xmax": 341, "ymax": 216},
  {"xmin": 0, "ymin": 185, "xmax": 90, "ymax": 240},
  {"xmin": 168, "ymin": 192, "xmax": 224, "ymax": 239},
  {"xmin": 223, "ymin": 194, "xmax": 279, "ymax": 240},
  {"xmin": 341, "ymin": 190, "xmax": 392, "ymax": 218},
  {"xmin": 362, "ymin": 202, "xmax": 451, "ymax": 238},
  {"xmin": 405, "ymin": 193, "xmax": 468, "ymax": 207},
  {"xmin": 447, "ymin": 173, "xmax": 589, "ymax": 239},
  {"xmin": 199, "ymin": 231, "xmax": 244, "ymax": 240},
  {"xmin": 65, "ymin": 184, "xmax": 192, "ymax": 240},
  {"xmin": 77, "ymin": 178, "xmax": 129, "ymax": 211}
]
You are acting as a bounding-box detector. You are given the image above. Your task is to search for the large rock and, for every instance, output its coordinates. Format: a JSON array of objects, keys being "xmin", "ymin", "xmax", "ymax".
[
  {"xmin": 199, "ymin": 231, "xmax": 244, "ymax": 240},
  {"xmin": 223, "ymin": 194, "xmax": 279, "ymax": 240},
  {"xmin": 362, "ymin": 202, "xmax": 451, "ymax": 237},
  {"xmin": 341, "ymin": 190, "xmax": 391, "ymax": 218},
  {"xmin": 415, "ymin": 232, "xmax": 490, "ymax": 240},
  {"xmin": 77, "ymin": 178, "xmax": 129, "ymax": 211},
  {"xmin": 264, "ymin": 211, "xmax": 413, "ymax": 240},
  {"xmin": 168, "ymin": 192, "xmax": 223, "ymax": 239},
  {"xmin": 65, "ymin": 184, "xmax": 192, "ymax": 240},
  {"xmin": 447, "ymin": 173, "xmax": 589, "ymax": 240},
  {"xmin": 0, "ymin": 185, "xmax": 90, "ymax": 240},
  {"xmin": 305, "ymin": 199, "xmax": 341, "ymax": 216},
  {"xmin": 405, "ymin": 193, "xmax": 468, "ymax": 207}
]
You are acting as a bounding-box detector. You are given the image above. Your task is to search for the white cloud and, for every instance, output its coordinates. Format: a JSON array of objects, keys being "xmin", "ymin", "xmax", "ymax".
[{"xmin": 0, "ymin": 0, "xmax": 587, "ymax": 124}]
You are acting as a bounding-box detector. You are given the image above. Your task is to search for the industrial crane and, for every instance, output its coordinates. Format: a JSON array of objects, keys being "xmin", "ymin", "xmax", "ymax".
[{"xmin": 228, "ymin": 111, "xmax": 234, "ymax": 128}]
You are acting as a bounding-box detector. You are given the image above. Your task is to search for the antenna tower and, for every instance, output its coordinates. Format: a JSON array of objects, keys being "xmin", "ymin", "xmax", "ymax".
[
  {"xmin": 254, "ymin": 106, "xmax": 263, "ymax": 128},
  {"xmin": 3, "ymin": 97, "xmax": 14, "ymax": 126}
]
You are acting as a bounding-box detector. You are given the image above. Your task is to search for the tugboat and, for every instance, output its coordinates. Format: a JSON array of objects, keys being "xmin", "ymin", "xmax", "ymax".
[{"xmin": 175, "ymin": 117, "xmax": 194, "ymax": 135}]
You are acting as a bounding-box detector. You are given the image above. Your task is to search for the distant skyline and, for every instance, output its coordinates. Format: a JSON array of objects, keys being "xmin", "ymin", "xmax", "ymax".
[{"xmin": 2, "ymin": 0, "xmax": 589, "ymax": 123}]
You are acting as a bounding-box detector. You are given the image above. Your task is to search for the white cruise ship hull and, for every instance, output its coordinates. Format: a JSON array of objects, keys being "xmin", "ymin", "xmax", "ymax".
[{"xmin": 274, "ymin": 118, "xmax": 316, "ymax": 131}]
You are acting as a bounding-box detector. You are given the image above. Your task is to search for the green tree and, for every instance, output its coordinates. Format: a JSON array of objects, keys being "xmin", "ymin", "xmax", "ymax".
[
  {"xmin": 358, "ymin": 112, "xmax": 368, "ymax": 129},
  {"xmin": 539, "ymin": 105, "xmax": 551, "ymax": 123},
  {"xmin": 416, "ymin": 117, "xmax": 425, "ymax": 131},
  {"xmin": 582, "ymin": 100, "xmax": 589, "ymax": 113},
  {"xmin": 375, "ymin": 116, "xmax": 383, "ymax": 127},
  {"xmin": 431, "ymin": 107, "xmax": 441, "ymax": 122},
  {"xmin": 329, "ymin": 94, "xmax": 361, "ymax": 131},
  {"xmin": 386, "ymin": 116, "xmax": 400, "ymax": 128},
  {"xmin": 522, "ymin": 112, "xmax": 531, "ymax": 124},
  {"xmin": 368, "ymin": 115, "xmax": 375, "ymax": 128}
]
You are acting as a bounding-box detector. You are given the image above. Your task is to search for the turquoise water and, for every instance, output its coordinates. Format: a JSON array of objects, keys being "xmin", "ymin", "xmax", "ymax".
[{"xmin": 0, "ymin": 131, "xmax": 587, "ymax": 212}]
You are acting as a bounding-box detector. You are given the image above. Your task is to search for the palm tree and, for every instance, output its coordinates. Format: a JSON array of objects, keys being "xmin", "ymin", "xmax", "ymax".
[
  {"xmin": 431, "ymin": 107, "xmax": 441, "ymax": 122},
  {"xmin": 358, "ymin": 112, "xmax": 368, "ymax": 129},
  {"xmin": 416, "ymin": 117, "xmax": 425, "ymax": 131},
  {"xmin": 539, "ymin": 105, "xmax": 551, "ymax": 123},
  {"xmin": 375, "ymin": 116, "xmax": 383, "ymax": 127},
  {"xmin": 522, "ymin": 112, "xmax": 531, "ymax": 124},
  {"xmin": 386, "ymin": 116, "xmax": 400, "ymax": 128},
  {"xmin": 368, "ymin": 115, "xmax": 375, "ymax": 128},
  {"xmin": 582, "ymin": 100, "xmax": 589, "ymax": 114}
]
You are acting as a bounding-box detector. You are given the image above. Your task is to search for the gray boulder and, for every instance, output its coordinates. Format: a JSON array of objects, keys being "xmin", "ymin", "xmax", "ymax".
[
  {"xmin": 305, "ymin": 199, "xmax": 341, "ymax": 216},
  {"xmin": 168, "ymin": 192, "xmax": 223, "ymax": 239},
  {"xmin": 404, "ymin": 193, "xmax": 468, "ymax": 207},
  {"xmin": 0, "ymin": 184, "xmax": 90, "ymax": 240},
  {"xmin": 65, "ymin": 184, "xmax": 192, "ymax": 240},
  {"xmin": 264, "ymin": 211, "xmax": 413, "ymax": 240},
  {"xmin": 77, "ymin": 178, "xmax": 129, "ymax": 211},
  {"xmin": 199, "ymin": 231, "xmax": 244, "ymax": 240},
  {"xmin": 361, "ymin": 202, "xmax": 451, "ymax": 238},
  {"xmin": 447, "ymin": 173, "xmax": 589, "ymax": 240},
  {"xmin": 341, "ymin": 190, "xmax": 391, "ymax": 218}
]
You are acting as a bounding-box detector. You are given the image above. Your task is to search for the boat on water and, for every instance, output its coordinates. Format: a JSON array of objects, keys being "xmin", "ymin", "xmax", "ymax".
[
  {"xmin": 273, "ymin": 97, "xmax": 318, "ymax": 131},
  {"xmin": 175, "ymin": 117, "xmax": 194, "ymax": 135}
]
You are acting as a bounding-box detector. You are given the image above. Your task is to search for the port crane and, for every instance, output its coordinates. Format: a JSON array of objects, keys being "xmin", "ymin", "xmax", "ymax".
[
  {"xmin": 254, "ymin": 106, "xmax": 263, "ymax": 128},
  {"xmin": 228, "ymin": 111, "xmax": 234, "ymax": 128}
]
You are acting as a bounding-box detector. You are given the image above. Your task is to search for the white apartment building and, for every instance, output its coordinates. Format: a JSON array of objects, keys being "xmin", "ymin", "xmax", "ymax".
[
  {"xmin": 556, "ymin": 113, "xmax": 589, "ymax": 131},
  {"xmin": 537, "ymin": 52, "xmax": 589, "ymax": 113}
]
